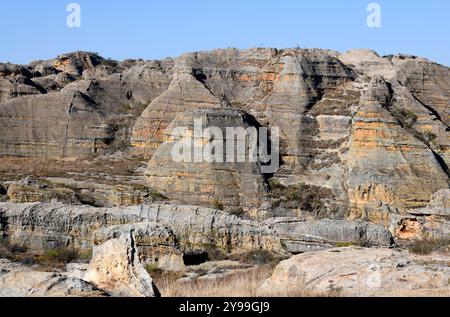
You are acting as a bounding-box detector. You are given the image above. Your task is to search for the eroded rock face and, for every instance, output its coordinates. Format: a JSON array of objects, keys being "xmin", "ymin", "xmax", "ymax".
[
  {"xmin": 0, "ymin": 202, "xmax": 142, "ymax": 251},
  {"xmin": 259, "ymin": 247, "xmax": 450, "ymax": 297},
  {"xmin": 390, "ymin": 189, "xmax": 450, "ymax": 240},
  {"xmin": 92, "ymin": 223, "xmax": 185, "ymax": 272},
  {"xmin": 346, "ymin": 76, "xmax": 448, "ymax": 224},
  {"xmin": 0, "ymin": 203, "xmax": 394, "ymax": 257},
  {"xmin": 7, "ymin": 178, "xmax": 79, "ymax": 204},
  {"xmin": 0, "ymin": 52, "xmax": 173, "ymax": 158},
  {"xmin": 145, "ymin": 108, "xmax": 267, "ymax": 209}
]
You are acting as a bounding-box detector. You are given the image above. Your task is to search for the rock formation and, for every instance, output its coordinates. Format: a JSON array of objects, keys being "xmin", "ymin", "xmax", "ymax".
[
  {"xmin": 0, "ymin": 47, "xmax": 449, "ymax": 297},
  {"xmin": 0, "ymin": 259, "xmax": 107, "ymax": 297},
  {"xmin": 84, "ymin": 226, "xmax": 160, "ymax": 297},
  {"xmin": 0, "ymin": 202, "xmax": 394, "ymax": 256},
  {"xmin": 259, "ymin": 247, "xmax": 450, "ymax": 296}
]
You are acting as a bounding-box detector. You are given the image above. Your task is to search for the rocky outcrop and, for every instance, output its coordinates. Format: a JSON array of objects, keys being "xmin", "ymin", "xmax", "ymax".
[
  {"xmin": 0, "ymin": 259, "xmax": 106, "ymax": 297},
  {"xmin": 0, "ymin": 52, "xmax": 173, "ymax": 158},
  {"xmin": 0, "ymin": 202, "xmax": 142, "ymax": 251},
  {"xmin": 259, "ymin": 247, "xmax": 450, "ymax": 296},
  {"xmin": 84, "ymin": 227, "xmax": 160, "ymax": 297},
  {"xmin": 346, "ymin": 76, "xmax": 448, "ymax": 224},
  {"xmin": 266, "ymin": 218, "xmax": 393, "ymax": 253},
  {"xmin": 145, "ymin": 108, "xmax": 267, "ymax": 209},
  {"xmin": 0, "ymin": 47, "xmax": 449, "ymax": 237},
  {"xmin": 390, "ymin": 189, "xmax": 450, "ymax": 240},
  {"xmin": 0, "ymin": 203, "xmax": 394, "ymax": 256},
  {"xmin": 92, "ymin": 223, "xmax": 185, "ymax": 271},
  {"xmin": 6, "ymin": 178, "xmax": 79, "ymax": 204}
]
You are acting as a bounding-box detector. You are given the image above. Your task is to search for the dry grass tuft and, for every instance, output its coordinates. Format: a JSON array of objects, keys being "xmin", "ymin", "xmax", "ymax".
[{"xmin": 153, "ymin": 265, "xmax": 340, "ymax": 297}]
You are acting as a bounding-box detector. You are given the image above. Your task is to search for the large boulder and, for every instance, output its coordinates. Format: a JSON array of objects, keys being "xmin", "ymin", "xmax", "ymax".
[
  {"xmin": 259, "ymin": 247, "xmax": 450, "ymax": 296},
  {"xmin": 84, "ymin": 226, "xmax": 160, "ymax": 297},
  {"xmin": 0, "ymin": 259, "xmax": 106, "ymax": 297},
  {"xmin": 91, "ymin": 223, "xmax": 185, "ymax": 272}
]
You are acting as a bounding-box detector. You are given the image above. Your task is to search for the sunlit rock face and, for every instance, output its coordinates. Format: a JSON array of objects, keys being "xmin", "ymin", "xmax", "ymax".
[{"xmin": 145, "ymin": 108, "xmax": 268, "ymax": 210}]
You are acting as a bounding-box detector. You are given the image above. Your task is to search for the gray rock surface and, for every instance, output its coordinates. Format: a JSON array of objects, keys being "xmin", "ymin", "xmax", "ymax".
[
  {"xmin": 0, "ymin": 202, "xmax": 394, "ymax": 256},
  {"xmin": 92, "ymin": 222, "xmax": 185, "ymax": 271},
  {"xmin": 259, "ymin": 247, "xmax": 450, "ymax": 297},
  {"xmin": 0, "ymin": 259, "xmax": 106, "ymax": 297}
]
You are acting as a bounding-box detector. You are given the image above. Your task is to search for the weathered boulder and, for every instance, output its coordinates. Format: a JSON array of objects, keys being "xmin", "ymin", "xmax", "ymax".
[
  {"xmin": 259, "ymin": 247, "xmax": 450, "ymax": 296},
  {"xmin": 92, "ymin": 223, "xmax": 185, "ymax": 272},
  {"xmin": 0, "ymin": 259, "xmax": 106, "ymax": 297},
  {"xmin": 265, "ymin": 218, "xmax": 394, "ymax": 253},
  {"xmin": 84, "ymin": 228, "xmax": 160, "ymax": 297}
]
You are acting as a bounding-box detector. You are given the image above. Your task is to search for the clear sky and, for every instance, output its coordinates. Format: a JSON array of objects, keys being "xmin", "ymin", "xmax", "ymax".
[{"xmin": 1, "ymin": 0, "xmax": 449, "ymax": 66}]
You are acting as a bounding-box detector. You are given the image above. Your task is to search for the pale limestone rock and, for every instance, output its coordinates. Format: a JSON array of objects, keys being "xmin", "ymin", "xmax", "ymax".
[
  {"xmin": 84, "ymin": 230, "xmax": 160, "ymax": 297},
  {"xmin": 0, "ymin": 259, "xmax": 106, "ymax": 297},
  {"xmin": 259, "ymin": 247, "xmax": 450, "ymax": 297},
  {"xmin": 92, "ymin": 222, "xmax": 185, "ymax": 272}
]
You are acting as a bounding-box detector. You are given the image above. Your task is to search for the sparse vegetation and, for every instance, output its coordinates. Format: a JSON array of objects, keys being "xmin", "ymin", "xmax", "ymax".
[
  {"xmin": 268, "ymin": 178, "xmax": 285, "ymax": 190},
  {"xmin": 335, "ymin": 242, "xmax": 354, "ymax": 248},
  {"xmin": 422, "ymin": 131, "xmax": 438, "ymax": 143},
  {"xmin": 269, "ymin": 181, "xmax": 335, "ymax": 216},
  {"xmin": 407, "ymin": 237, "xmax": 450, "ymax": 255},
  {"xmin": 38, "ymin": 248, "xmax": 79, "ymax": 265},
  {"xmin": 398, "ymin": 108, "xmax": 418, "ymax": 126},
  {"xmin": 154, "ymin": 265, "xmax": 342, "ymax": 297},
  {"xmin": 148, "ymin": 190, "xmax": 169, "ymax": 201},
  {"xmin": 229, "ymin": 250, "xmax": 279, "ymax": 266},
  {"xmin": 213, "ymin": 199, "xmax": 224, "ymax": 211},
  {"xmin": 145, "ymin": 263, "xmax": 161, "ymax": 274}
]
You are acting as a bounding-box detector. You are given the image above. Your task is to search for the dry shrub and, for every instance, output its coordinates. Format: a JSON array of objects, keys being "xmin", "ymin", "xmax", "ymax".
[{"xmin": 407, "ymin": 237, "xmax": 450, "ymax": 255}]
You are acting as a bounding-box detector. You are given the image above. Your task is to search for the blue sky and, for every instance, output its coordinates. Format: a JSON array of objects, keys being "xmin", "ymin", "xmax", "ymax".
[{"xmin": 1, "ymin": 0, "xmax": 449, "ymax": 66}]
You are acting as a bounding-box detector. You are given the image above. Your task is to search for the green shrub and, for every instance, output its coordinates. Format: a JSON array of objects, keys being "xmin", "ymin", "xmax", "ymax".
[
  {"xmin": 268, "ymin": 178, "xmax": 285, "ymax": 190},
  {"xmin": 145, "ymin": 263, "xmax": 160, "ymax": 274},
  {"xmin": 421, "ymin": 131, "xmax": 437, "ymax": 143},
  {"xmin": 335, "ymin": 242, "xmax": 354, "ymax": 248},
  {"xmin": 398, "ymin": 108, "xmax": 418, "ymax": 124}
]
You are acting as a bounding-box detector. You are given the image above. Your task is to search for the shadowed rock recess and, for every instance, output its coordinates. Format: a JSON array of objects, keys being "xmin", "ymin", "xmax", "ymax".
[{"xmin": 0, "ymin": 48, "xmax": 449, "ymax": 297}]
